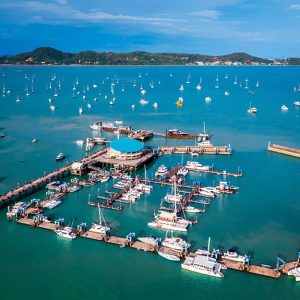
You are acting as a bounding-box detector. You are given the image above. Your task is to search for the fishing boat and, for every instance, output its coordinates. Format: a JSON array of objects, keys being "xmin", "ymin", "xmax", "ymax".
[
  {"xmin": 55, "ymin": 226, "xmax": 77, "ymax": 239},
  {"xmin": 56, "ymin": 153, "xmax": 65, "ymax": 161},
  {"xmin": 158, "ymin": 251, "xmax": 180, "ymax": 262},
  {"xmin": 89, "ymin": 205, "xmax": 110, "ymax": 235},
  {"xmin": 181, "ymin": 237, "xmax": 224, "ymax": 278}
]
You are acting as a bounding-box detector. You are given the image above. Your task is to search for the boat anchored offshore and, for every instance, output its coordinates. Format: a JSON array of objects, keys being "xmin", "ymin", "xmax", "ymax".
[{"xmin": 56, "ymin": 153, "xmax": 65, "ymax": 161}]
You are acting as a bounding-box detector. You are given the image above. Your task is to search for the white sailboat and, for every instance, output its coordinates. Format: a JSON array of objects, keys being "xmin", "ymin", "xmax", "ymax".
[{"xmin": 89, "ymin": 205, "xmax": 110, "ymax": 235}]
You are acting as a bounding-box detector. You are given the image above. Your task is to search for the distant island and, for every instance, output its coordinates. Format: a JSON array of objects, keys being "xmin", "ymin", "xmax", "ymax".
[{"xmin": 0, "ymin": 47, "xmax": 299, "ymax": 66}]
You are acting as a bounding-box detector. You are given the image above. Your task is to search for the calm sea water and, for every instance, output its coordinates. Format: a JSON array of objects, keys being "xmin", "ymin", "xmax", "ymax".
[{"xmin": 0, "ymin": 65, "xmax": 299, "ymax": 300}]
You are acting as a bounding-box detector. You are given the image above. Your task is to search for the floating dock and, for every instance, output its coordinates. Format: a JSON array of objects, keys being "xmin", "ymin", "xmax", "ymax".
[
  {"xmin": 268, "ymin": 143, "xmax": 300, "ymax": 158},
  {"xmin": 220, "ymin": 258, "xmax": 280, "ymax": 279},
  {"xmin": 160, "ymin": 145, "xmax": 232, "ymax": 155}
]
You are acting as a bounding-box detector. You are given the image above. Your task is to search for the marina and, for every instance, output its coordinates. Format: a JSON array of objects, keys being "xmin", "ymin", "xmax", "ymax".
[{"xmin": 0, "ymin": 64, "xmax": 299, "ymax": 300}]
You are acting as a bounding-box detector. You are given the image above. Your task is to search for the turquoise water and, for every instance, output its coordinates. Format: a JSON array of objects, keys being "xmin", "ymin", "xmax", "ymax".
[{"xmin": 0, "ymin": 65, "xmax": 300, "ymax": 300}]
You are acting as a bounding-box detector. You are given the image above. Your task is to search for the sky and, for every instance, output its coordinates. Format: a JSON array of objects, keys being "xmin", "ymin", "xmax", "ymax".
[{"xmin": 0, "ymin": 0, "xmax": 300, "ymax": 58}]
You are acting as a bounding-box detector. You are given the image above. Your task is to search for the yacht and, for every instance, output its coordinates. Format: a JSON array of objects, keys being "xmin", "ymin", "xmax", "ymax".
[
  {"xmin": 139, "ymin": 99, "xmax": 149, "ymax": 105},
  {"xmin": 205, "ymin": 96, "xmax": 212, "ymax": 103},
  {"xmin": 281, "ymin": 105, "xmax": 288, "ymax": 111},
  {"xmin": 186, "ymin": 161, "xmax": 211, "ymax": 172},
  {"xmin": 141, "ymin": 89, "xmax": 147, "ymax": 95},
  {"xmin": 224, "ymin": 91, "xmax": 230, "ymax": 96},
  {"xmin": 162, "ymin": 236, "xmax": 191, "ymax": 251},
  {"xmin": 138, "ymin": 236, "xmax": 161, "ymax": 246},
  {"xmin": 50, "ymin": 105, "xmax": 56, "ymax": 111},
  {"xmin": 288, "ymin": 266, "xmax": 300, "ymax": 281},
  {"xmin": 75, "ymin": 139, "xmax": 85, "ymax": 146},
  {"xmin": 79, "ymin": 107, "xmax": 83, "ymax": 114},
  {"xmin": 197, "ymin": 140, "xmax": 212, "ymax": 147},
  {"xmin": 115, "ymin": 120, "xmax": 123, "ymax": 125},
  {"xmin": 90, "ymin": 122, "xmax": 102, "ymax": 131},
  {"xmin": 43, "ymin": 199, "xmax": 62, "ymax": 209},
  {"xmin": 56, "ymin": 153, "xmax": 65, "ymax": 161},
  {"xmin": 222, "ymin": 249, "xmax": 247, "ymax": 263},
  {"xmin": 55, "ymin": 226, "xmax": 77, "ymax": 239},
  {"xmin": 181, "ymin": 255, "xmax": 224, "ymax": 278},
  {"xmin": 177, "ymin": 167, "xmax": 189, "ymax": 176},
  {"xmin": 155, "ymin": 165, "xmax": 168, "ymax": 177},
  {"xmin": 158, "ymin": 251, "xmax": 180, "ymax": 262},
  {"xmin": 184, "ymin": 206, "xmax": 203, "ymax": 213},
  {"xmin": 32, "ymin": 138, "xmax": 38, "ymax": 143},
  {"xmin": 293, "ymin": 100, "xmax": 300, "ymax": 106}
]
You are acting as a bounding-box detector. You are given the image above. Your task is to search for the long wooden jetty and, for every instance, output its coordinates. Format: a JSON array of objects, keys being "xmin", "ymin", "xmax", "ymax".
[
  {"xmin": 16, "ymin": 217, "xmax": 299, "ymax": 279},
  {"xmin": 160, "ymin": 145, "xmax": 232, "ymax": 155},
  {"xmin": 268, "ymin": 143, "xmax": 300, "ymax": 158},
  {"xmin": 219, "ymin": 258, "xmax": 280, "ymax": 279},
  {"xmin": 0, "ymin": 148, "xmax": 109, "ymax": 209}
]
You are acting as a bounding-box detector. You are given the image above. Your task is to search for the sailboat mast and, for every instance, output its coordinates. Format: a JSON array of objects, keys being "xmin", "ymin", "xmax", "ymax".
[{"xmin": 207, "ymin": 237, "xmax": 211, "ymax": 260}]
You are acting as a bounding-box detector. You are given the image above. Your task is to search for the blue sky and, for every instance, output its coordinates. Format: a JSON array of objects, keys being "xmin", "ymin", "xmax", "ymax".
[{"xmin": 0, "ymin": 0, "xmax": 300, "ymax": 57}]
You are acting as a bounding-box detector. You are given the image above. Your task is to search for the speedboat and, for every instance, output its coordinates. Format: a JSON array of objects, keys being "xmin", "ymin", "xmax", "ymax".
[
  {"xmin": 158, "ymin": 251, "xmax": 180, "ymax": 262},
  {"xmin": 222, "ymin": 249, "xmax": 246, "ymax": 263},
  {"xmin": 56, "ymin": 153, "xmax": 65, "ymax": 161},
  {"xmin": 153, "ymin": 102, "xmax": 158, "ymax": 108},
  {"xmin": 281, "ymin": 105, "xmax": 288, "ymax": 111},
  {"xmin": 75, "ymin": 139, "xmax": 85, "ymax": 145},
  {"xmin": 55, "ymin": 226, "xmax": 77, "ymax": 239},
  {"xmin": 32, "ymin": 138, "xmax": 38, "ymax": 143},
  {"xmin": 205, "ymin": 96, "xmax": 212, "ymax": 103},
  {"xmin": 182, "ymin": 255, "xmax": 224, "ymax": 278},
  {"xmin": 0, "ymin": 132, "xmax": 6, "ymax": 138}
]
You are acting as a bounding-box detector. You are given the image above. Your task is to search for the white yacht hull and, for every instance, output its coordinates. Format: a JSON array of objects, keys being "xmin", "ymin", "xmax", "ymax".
[{"xmin": 182, "ymin": 264, "xmax": 224, "ymax": 278}]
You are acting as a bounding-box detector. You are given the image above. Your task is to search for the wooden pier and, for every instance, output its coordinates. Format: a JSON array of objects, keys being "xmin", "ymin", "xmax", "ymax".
[
  {"xmin": 160, "ymin": 145, "xmax": 232, "ymax": 155},
  {"xmin": 220, "ymin": 258, "xmax": 280, "ymax": 279},
  {"xmin": 16, "ymin": 218, "xmax": 156, "ymax": 252},
  {"xmin": 0, "ymin": 148, "xmax": 109, "ymax": 209},
  {"xmin": 268, "ymin": 143, "xmax": 300, "ymax": 158}
]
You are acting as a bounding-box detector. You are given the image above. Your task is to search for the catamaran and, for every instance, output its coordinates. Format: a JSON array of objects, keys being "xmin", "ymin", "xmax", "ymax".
[
  {"xmin": 181, "ymin": 237, "xmax": 224, "ymax": 278},
  {"xmin": 89, "ymin": 205, "xmax": 110, "ymax": 235}
]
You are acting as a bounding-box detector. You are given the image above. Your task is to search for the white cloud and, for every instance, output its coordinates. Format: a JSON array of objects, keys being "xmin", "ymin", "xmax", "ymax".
[
  {"xmin": 54, "ymin": 0, "xmax": 68, "ymax": 4},
  {"xmin": 190, "ymin": 10, "xmax": 221, "ymax": 20},
  {"xmin": 290, "ymin": 4, "xmax": 300, "ymax": 10}
]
